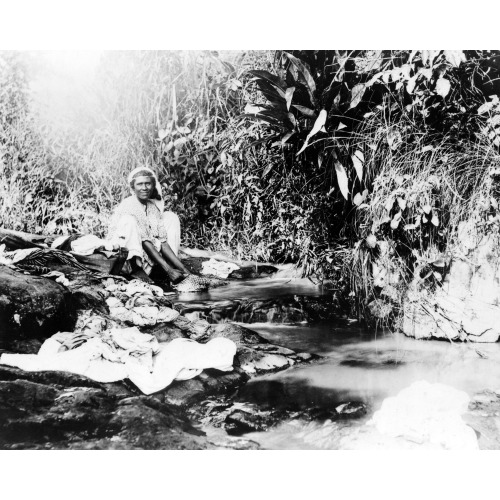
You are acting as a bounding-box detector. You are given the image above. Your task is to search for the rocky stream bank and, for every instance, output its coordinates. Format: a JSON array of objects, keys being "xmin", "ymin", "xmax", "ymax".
[{"xmin": 0, "ymin": 254, "xmax": 339, "ymax": 450}]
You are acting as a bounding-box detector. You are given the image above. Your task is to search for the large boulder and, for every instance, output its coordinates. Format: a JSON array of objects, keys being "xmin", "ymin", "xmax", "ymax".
[{"xmin": 0, "ymin": 266, "xmax": 76, "ymax": 339}]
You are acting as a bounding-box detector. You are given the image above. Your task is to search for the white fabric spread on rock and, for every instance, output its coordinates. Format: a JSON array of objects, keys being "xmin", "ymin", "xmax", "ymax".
[
  {"xmin": 201, "ymin": 258, "xmax": 240, "ymax": 279},
  {"xmin": 70, "ymin": 234, "xmax": 115, "ymax": 255},
  {"xmin": 0, "ymin": 328, "xmax": 237, "ymax": 395}
]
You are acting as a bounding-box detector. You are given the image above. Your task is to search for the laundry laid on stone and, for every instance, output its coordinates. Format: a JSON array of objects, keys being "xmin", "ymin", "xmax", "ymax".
[
  {"xmin": 201, "ymin": 258, "xmax": 240, "ymax": 279},
  {"xmin": 103, "ymin": 278, "xmax": 180, "ymax": 326},
  {"xmin": 0, "ymin": 324, "xmax": 237, "ymax": 395},
  {"xmin": 69, "ymin": 234, "xmax": 115, "ymax": 255}
]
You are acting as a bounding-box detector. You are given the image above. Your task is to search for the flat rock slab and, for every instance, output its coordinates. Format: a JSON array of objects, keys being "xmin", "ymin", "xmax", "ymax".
[{"xmin": 0, "ymin": 266, "xmax": 76, "ymax": 340}]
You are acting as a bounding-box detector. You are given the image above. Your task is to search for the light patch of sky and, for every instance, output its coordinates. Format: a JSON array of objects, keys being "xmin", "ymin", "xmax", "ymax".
[{"xmin": 29, "ymin": 50, "xmax": 105, "ymax": 130}]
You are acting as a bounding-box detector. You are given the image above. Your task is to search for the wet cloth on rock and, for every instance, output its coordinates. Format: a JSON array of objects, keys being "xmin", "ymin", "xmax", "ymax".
[
  {"xmin": 201, "ymin": 258, "xmax": 240, "ymax": 279},
  {"xmin": 70, "ymin": 234, "xmax": 115, "ymax": 255},
  {"xmin": 0, "ymin": 328, "xmax": 237, "ymax": 395}
]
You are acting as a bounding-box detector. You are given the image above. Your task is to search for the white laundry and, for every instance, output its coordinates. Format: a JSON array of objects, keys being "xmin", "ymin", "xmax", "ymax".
[
  {"xmin": 70, "ymin": 234, "xmax": 115, "ymax": 255},
  {"xmin": 0, "ymin": 329, "xmax": 237, "ymax": 395},
  {"xmin": 201, "ymin": 258, "xmax": 240, "ymax": 279}
]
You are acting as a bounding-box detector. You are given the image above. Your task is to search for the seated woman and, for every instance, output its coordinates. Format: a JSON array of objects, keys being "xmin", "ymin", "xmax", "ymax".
[{"xmin": 108, "ymin": 167, "xmax": 190, "ymax": 284}]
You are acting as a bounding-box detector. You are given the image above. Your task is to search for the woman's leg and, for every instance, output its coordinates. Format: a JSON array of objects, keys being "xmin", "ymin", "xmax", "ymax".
[
  {"xmin": 160, "ymin": 241, "xmax": 190, "ymax": 275},
  {"xmin": 160, "ymin": 211, "xmax": 190, "ymax": 275},
  {"xmin": 142, "ymin": 240, "xmax": 184, "ymax": 283},
  {"xmin": 109, "ymin": 215, "xmax": 153, "ymax": 283}
]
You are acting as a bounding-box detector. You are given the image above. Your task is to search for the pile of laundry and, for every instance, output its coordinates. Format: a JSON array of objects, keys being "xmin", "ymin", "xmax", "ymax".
[
  {"xmin": 104, "ymin": 279, "xmax": 180, "ymax": 327},
  {"xmin": 0, "ymin": 310, "xmax": 237, "ymax": 395}
]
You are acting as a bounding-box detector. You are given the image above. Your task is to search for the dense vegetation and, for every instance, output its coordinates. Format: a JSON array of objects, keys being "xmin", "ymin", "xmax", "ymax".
[{"xmin": 2, "ymin": 50, "xmax": 500, "ymax": 322}]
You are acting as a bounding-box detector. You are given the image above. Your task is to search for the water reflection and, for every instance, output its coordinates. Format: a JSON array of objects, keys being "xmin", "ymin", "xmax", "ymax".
[{"xmin": 236, "ymin": 322, "xmax": 500, "ymax": 449}]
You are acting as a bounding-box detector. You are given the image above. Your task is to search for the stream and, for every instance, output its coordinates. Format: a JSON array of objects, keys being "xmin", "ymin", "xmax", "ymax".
[{"xmin": 179, "ymin": 278, "xmax": 500, "ymax": 449}]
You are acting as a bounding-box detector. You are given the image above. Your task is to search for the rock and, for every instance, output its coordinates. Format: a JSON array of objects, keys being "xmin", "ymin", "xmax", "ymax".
[
  {"xmin": 463, "ymin": 390, "xmax": 500, "ymax": 449},
  {"xmin": 224, "ymin": 408, "xmax": 271, "ymax": 435},
  {"xmin": 237, "ymin": 348, "xmax": 290, "ymax": 374},
  {"xmin": 254, "ymin": 344, "xmax": 296, "ymax": 356},
  {"xmin": 0, "ymin": 364, "xmax": 214, "ymax": 449},
  {"xmin": 0, "ymin": 266, "xmax": 76, "ymax": 339},
  {"xmin": 206, "ymin": 435, "xmax": 260, "ymax": 450},
  {"xmin": 210, "ymin": 323, "xmax": 264, "ymax": 347},
  {"xmin": 296, "ymin": 352, "xmax": 313, "ymax": 361},
  {"xmin": 228, "ymin": 264, "xmax": 278, "ymax": 280},
  {"xmin": 402, "ymin": 227, "xmax": 500, "ymax": 343},
  {"xmin": 335, "ymin": 402, "xmax": 367, "ymax": 419}
]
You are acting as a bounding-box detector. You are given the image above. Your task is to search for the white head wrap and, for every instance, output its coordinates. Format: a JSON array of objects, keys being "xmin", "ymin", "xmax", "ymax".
[{"xmin": 127, "ymin": 167, "xmax": 164, "ymax": 212}]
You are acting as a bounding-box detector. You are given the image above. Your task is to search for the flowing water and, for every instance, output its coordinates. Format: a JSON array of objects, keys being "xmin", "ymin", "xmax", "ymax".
[{"xmin": 179, "ymin": 279, "xmax": 500, "ymax": 449}]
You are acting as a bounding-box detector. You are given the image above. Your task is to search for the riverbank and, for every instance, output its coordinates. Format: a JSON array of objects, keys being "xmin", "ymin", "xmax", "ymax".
[
  {"xmin": 3, "ymin": 247, "xmax": 500, "ymax": 450},
  {"xmin": 0, "ymin": 256, "xmax": 331, "ymax": 449}
]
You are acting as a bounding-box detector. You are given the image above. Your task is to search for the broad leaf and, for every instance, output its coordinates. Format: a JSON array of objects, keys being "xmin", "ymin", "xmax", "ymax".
[
  {"xmin": 443, "ymin": 50, "xmax": 466, "ymax": 68},
  {"xmin": 418, "ymin": 67, "xmax": 432, "ymax": 80},
  {"xmin": 296, "ymin": 110, "xmax": 328, "ymax": 156},
  {"xmin": 435, "ymin": 78, "xmax": 451, "ymax": 98},
  {"xmin": 255, "ymin": 79, "xmax": 287, "ymax": 104},
  {"xmin": 281, "ymin": 131, "xmax": 295, "ymax": 144},
  {"xmin": 285, "ymin": 87, "xmax": 295, "ymax": 110},
  {"xmin": 390, "ymin": 211, "xmax": 402, "ymax": 229},
  {"xmin": 353, "ymin": 192, "xmax": 364, "ymax": 206},
  {"xmin": 406, "ymin": 74, "xmax": 418, "ymax": 94},
  {"xmin": 366, "ymin": 71, "xmax": 384, "ymax": 87},
  {"xmin": 284, "ymin": 52, "xmax": 317, "ymax": 106},
  {"xmin": 292, "ymin": 104, "xmax": 316, "ymax": 117},
  {"xmin": 421, "ymin": 50, "xmax": 440, "ymax": 67},
  {"xmin": 349, "ymin": 84, "xmax": 366, "ymax": 109},
  {"xmin": 478, "ymin": 101, "xmax": 496, "ymax": 115},
  {"xmin": 335, "ymin": 162, "xmax": 349, "ymax": 200},
  {"xmin": 352, "ymin": 150, "xmax": 364, "ymax": 181},
  {"xmin": 385, "ymin": 197, "xmax": 395, "ymax": 212},
  {"xmin": 248, "ymin": 69, "xmax": 286, "ymax": 90}
]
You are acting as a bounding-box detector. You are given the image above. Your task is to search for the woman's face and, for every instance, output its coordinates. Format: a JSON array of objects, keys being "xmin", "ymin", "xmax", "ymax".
[{"xmin": 132, "ymin": 175, "xmax": 154, "ymax": 201}]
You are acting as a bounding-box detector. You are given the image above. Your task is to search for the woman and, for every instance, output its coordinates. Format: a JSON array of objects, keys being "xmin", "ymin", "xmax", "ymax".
[{"xmin": 108, "ymin": 167, "xmax": 190, "ymax": 284}]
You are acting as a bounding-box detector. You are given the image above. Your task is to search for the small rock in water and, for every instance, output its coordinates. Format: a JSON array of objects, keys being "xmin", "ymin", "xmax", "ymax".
[{"xmin": 335, "ymin": 402, "xmax": 367, "ymax": 418}]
